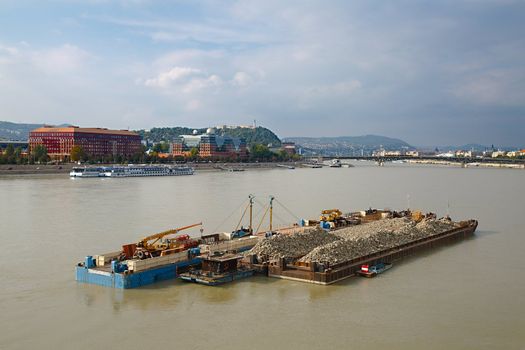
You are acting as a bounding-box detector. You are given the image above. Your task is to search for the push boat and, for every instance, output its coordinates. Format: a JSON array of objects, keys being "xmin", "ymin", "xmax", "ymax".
[
  {"xmin": 357, "ymin": 262, "xmax": 392, "ymax": 278},
  {"xmin": 329, "ymin": 159, "xmax": 342, "ymax": 167},
  {"xmin": 179, "ymin": 253, "xmax": 255, "ymax": 286}
]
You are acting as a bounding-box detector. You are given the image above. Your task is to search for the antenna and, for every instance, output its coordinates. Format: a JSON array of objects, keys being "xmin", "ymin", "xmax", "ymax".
[{"xmin": 407, "ymin": 194, "xmax": 411, "ymax": 211}]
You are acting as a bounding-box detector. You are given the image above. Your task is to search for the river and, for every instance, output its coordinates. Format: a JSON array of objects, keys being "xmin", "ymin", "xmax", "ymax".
[{"xmin": 0, "ymin": 162, "xmax": 523, "ymax": 349}]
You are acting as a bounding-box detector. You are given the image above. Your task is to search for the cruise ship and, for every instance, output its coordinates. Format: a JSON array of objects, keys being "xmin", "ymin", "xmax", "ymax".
[{"xmin": 70, "ymin": 165, "xmax": 194, "ymax": 178}]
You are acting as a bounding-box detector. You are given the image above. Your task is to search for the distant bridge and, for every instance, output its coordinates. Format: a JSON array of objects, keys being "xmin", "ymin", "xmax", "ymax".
[
  {"xmin": 0, "ymin": 140, "xmax": 29, "ymax": 150},
  {"xmin": 305, "ymin": 155, "xmax": 525, "ymax": 165}
]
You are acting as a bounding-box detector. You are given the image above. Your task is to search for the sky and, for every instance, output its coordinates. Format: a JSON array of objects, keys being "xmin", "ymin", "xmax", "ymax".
[{"xmin": 0, "ymin": 0, "xmax": 524, "ymax": 146}]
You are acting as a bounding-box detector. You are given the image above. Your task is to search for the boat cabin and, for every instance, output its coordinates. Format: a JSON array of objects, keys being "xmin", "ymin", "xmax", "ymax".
[{"xmin": 202, "ymin": 253, "xmax": 243, "ymax": 275}]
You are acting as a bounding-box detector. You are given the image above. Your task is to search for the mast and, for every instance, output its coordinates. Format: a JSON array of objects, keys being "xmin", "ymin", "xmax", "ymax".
[
  {"xmin": 249, "ymin": 194, "xmax": 255, "ymax": 233},
  {"xmin": 269, "ymin": 195, "xmax": 274, "ymax": 231}
]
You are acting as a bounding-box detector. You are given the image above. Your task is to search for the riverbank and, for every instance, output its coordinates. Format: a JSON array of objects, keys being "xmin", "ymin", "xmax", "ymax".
[
  {"xmin": 405, "ymin": 159, "xmax": 525, "ymax": 169},
  {"xmin": 0, "ymin": 161, "xmax": 302, "ymax": 176}
]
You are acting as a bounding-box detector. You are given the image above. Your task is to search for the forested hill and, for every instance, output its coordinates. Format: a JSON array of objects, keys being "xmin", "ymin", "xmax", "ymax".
[
  {"xmin": 0, "ymin": 121, "xmax": 43, "ymax": 140},
  {"xmin": 137, "ymin": 126, "xmax": 281, "ymax": 147}
]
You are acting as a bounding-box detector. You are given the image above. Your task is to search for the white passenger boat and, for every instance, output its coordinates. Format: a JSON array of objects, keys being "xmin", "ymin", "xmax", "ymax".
[
  {"xmin": 70, "ymin": 165, "xmax": 194, "ymax": 178},
  {"xmin": 69, "ymin": 167, "xmax": 108, "ymax": 177}
]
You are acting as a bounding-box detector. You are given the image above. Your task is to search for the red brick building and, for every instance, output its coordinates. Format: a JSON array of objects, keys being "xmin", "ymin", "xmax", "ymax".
[
  {"xmin": 29, "ymin": 126, "xmax": 142, "ymax": 161},
  {"xmin": 282, "ymin": 142, "xmax": 296, "ymax": 155}
]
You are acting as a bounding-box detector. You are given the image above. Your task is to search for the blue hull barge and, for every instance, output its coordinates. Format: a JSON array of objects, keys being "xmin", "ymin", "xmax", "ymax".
[
  {"xmin": 76, "ymin": 250, "xmax": 202, "ymax": 289},
  {"xmin": 75, "ymin": 235, "xmax": 259, "ymax": 289},
  {"xmin": 179, "ymin": 253, "xmax": 255, "ymax": 286}
]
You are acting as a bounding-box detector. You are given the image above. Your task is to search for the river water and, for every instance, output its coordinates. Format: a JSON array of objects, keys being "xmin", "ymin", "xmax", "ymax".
[{"xmin": 0, "ymin": 163, "xmax": 523, "ymax": 349}]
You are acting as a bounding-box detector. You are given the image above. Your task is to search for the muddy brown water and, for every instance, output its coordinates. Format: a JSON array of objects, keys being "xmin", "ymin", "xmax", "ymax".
[{"xmin": 0, "ymin": 162, "xmax": 523, "ymax": 349}]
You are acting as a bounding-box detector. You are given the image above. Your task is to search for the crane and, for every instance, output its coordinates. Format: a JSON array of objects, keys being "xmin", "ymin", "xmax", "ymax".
[{"xmin": 133, "ymin": 222, "xmax": 202, "ymax": 259}]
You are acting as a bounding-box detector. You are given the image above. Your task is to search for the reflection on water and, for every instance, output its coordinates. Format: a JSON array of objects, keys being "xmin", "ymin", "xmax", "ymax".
[{"xmin": 1, "ymin": 164, "xmax": 525, "ymax": 349}]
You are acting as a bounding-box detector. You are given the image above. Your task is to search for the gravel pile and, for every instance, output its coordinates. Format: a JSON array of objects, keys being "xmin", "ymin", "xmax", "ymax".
[
  {"xmin": 249, "ymin": 229, "xmax": 340, "ymax": 260},
  {"xmin": 300, "ymin": 217, "xmax": 458, "ymax": 264},
  {"xmin": 248, "ymin": 217, "xmax": 459, "ymax": 264}
]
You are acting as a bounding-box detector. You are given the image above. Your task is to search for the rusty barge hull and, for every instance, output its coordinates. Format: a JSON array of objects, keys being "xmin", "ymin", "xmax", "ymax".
[{"xmin": 267, "ymin": 220, "xmax": 478, "ymax": 285}]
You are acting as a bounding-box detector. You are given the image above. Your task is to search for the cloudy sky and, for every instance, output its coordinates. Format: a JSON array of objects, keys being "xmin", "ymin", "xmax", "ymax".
[{"xmin": 0, "ymin": 0, "xmax": 524, "ymax": 146}]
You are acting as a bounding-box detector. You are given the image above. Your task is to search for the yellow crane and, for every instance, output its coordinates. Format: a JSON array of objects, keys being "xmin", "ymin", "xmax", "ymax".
[{"xmin": 133, "ymin": 222, "xmax": 202, "ymax": 259}]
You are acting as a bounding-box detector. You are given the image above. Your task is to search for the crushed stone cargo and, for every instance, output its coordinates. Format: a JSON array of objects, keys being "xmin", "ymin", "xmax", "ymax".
[
  {"xmin": 248, "ymin": 229, "xmax": 339, "ymax": 260},
  {"xmin": 247, "ymin": 217, "xmax": 459, "ymax": 265}
]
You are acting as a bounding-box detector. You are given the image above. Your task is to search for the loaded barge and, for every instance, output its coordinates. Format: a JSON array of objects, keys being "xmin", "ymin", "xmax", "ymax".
[
  {"xmin": 265, "ymin": 219, "xmax": 478, "ymax": 285},
  {"xmin": 76, "ymin": 195, "xmax": 478, "ymax": 288}
]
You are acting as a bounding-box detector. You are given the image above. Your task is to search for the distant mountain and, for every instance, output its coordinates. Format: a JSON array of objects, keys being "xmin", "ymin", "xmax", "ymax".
[
  {"xmin": 138, "ymin": 126, "xmax": 281, "ymax": 147},
  {"xmin": 0, "ymin": 121, "xmax": 43, "ymax": 140},
  {"xmin": 284, "ymin": 135, "xmax": 414, "ymax": 156}
]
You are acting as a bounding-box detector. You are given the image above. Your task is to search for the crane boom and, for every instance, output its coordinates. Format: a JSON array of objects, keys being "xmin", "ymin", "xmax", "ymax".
[{"xmin": 138, "ymin": 222, "xmax": 202, "ymax": 249}]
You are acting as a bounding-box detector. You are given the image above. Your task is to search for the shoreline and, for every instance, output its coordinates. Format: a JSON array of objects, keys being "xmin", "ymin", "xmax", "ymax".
[
  {"xmin": 0, "ymin": 161, "xmax": 302, "ymax": 176},
  {"xmin": 405, "ymin": 159, "xmax": 525, "ymax": 169}
]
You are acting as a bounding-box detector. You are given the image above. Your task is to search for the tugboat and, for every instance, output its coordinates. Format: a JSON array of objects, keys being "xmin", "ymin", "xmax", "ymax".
[
  {"xmin": 358, "ymin": 262, "xmax": 392, "ymax": 278},
  {"xmin": 329, "ymin": 159, "xmax": 342, "ymax": 167},
  {"xmin": 179, "ymin": 253, "xmax": 255, "ymax": 286}
]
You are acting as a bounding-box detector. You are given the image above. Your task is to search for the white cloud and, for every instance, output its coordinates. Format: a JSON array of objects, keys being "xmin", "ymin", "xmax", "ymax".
[
  {"xmin": 144, "ymin": 65, "xmax": 224, "ymax": 93},
  {"xmin": 232, "ymin": 72, "xmax": 252, "ymax": 86},
  {"xmin": 0, "ymin": 45, "xmax": 19, "ymax": 56},
  {"xmin": 144, "ymin": 66, "xmax": 202, "ymax": 87},
  {"xmin": 182, "ymin": 74, "xmax": 222, "ymax": 93},
  {"xmin": 31, "ymin": 44, "xmax": 93, "ymax": 73},
  {"xmin": 0, "ymin": 44, "xmax": 20, "ymax": 64}
]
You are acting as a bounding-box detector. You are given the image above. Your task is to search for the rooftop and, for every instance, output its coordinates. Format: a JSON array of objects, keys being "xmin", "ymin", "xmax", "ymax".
[{"xmin": 31, "ymin": 126, "xmax": 138, "ymax": 136}]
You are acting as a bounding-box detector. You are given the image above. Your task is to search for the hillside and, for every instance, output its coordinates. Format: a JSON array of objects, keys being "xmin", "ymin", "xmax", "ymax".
[
  {"xmin": 0, "ymin": 121, "xmax": 43, "ymax": 140},
  {"xmin": 284, "ymin": 135, "xmax": 414, "ymax": 156},
  {"xmin": 138, "ymin": 126, "xmax": 281, "ymax": 147}
]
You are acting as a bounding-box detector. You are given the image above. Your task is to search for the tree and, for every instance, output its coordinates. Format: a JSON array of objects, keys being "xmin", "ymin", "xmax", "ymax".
[
  {"xmin": 14, "ymin": 147, "xmax": 24, "ymax": 164},
  {"xmin": 70, "ymin": 145, "xmax": 86, "ymax": 162},
  {"xmin": 189, "ymin": 147, "xmax": 199, "ymax": 160},
  {"xmin": 153, "ymin": 142, "xmax": 170, "ymax": 153},
  {"xmin": 250, "ymin": 143, "xmax": 274, "ymax": 161},
  {"xmin": 5, "ymin": 144, "xmax": 15, "ymax": 163},
  {"xmin": 31, "ymin": 145, "xmax": 48, "ymax": 163}
]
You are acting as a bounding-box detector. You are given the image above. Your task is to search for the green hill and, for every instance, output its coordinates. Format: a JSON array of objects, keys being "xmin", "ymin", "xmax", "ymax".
[{"xmin": 138, "ymin": 126, "xmax": 281, "ymax": 147}]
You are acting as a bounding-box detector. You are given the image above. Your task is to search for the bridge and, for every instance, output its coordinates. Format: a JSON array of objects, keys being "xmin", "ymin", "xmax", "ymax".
[
  {"xmin": 0, "ymin": 140, "xmax": 29, "ymax": 150},
  {"xmin": 304, "ymin": 155, "xmax": 525, "ymax": 165}
]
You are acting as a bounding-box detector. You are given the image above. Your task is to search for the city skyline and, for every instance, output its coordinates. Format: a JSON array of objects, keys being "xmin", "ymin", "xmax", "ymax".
[{"xmin": 1, "ymin": 1, "xmax": 524, "ymax": 146}]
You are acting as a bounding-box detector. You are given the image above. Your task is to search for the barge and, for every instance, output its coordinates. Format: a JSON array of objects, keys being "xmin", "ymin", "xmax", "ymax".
[
  {"xmin": 76, "ymin": 222, "xmax": 259, "ymax": 289},
  {"xmin": 75, "ymin": 250, "xmax": 201, "ymax": 289},
  {"xmin": 76, "ymin": 195, "xmax": 478, "ymax": 289},
  {"xmin": 266, "ymin": 219, "xmax": 477, "ymax": 285}
]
